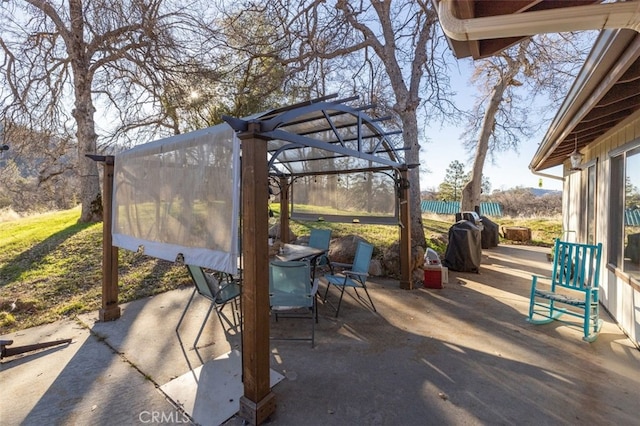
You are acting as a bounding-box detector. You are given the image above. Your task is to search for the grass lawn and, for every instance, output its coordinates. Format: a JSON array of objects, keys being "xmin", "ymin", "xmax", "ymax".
[
  {"xmin": 0, "ymin": 207, "xmax": 559, "ymax": 334},
  {"xmin": 0, "ymin": 208, "xmax": 189, "ymax": 333}
]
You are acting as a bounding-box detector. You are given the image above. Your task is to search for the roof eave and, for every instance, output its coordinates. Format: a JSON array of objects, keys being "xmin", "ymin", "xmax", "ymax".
[{"xmin": 530, "ymin": 29, "xmax": 640, "ymax": 172}]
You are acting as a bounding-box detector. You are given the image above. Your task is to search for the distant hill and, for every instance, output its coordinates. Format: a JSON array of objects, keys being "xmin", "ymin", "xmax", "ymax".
[
  {"xmin": 528, "ymin": 187, "xmax": 562, "ymax": 197},
  {"xmin": 420, "ymin": 187, "xmax": 562, "ymax": 217}
]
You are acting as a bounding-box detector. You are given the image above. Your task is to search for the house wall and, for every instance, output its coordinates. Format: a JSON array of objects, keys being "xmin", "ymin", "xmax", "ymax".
[{"xmin": 564, "ymin": 113, "xmax": 640, "ymax": 348}]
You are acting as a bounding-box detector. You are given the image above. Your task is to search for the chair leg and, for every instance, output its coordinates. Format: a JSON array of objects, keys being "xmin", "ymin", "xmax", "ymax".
[
  {"xmin": 583, "ymin": 301, "xmax": 602, "ymax": 342},
  {"xmin": 346, "ymin": 283, "xmax": 376, "ymax": 313},
  {"xmin": 214, "ymin": 303, "xmax": 233, "ymax": 331},
  {"xmin": 335, "ymin": 285, "xmax": 347, "ymax": 318},
  {"xmin": 548, "ymin": 299, "xmax": 557, "ymax": 319},
  {"xmin": 360, "ymin": 284, "xmax": 376, "ymax": 312},
  {"xmin": 176, "ymin": 288, "xmax": 197, "ymax": 332},
  {"xmin": 323, "ymin": 280, "xmax": 331, "ymax": 303},
  {"xmin": 194, "ymin": 303, "xmax": 215, "ymax": 348},
  {"xmin": 234, "ymin": 297, "xmax": 242, "ymax": 328}
]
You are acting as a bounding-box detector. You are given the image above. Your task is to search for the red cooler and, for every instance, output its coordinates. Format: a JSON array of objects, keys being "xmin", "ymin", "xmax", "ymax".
[
  {"xmin": 423, "ymin": 248, "xmax": 443, "ymax": 289},
  {"xmin": 424, "ymin": 265, "xmax": 443, "ymax": 289}
]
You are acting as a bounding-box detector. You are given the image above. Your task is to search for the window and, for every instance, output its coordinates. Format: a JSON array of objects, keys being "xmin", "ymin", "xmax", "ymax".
[
  {"xmin": 609, "ymin": 144, "xmax": 640, "ymax": 280},
  {"xmin": 580, "ymin": 162, "xmax": 596, "ymax": 244},
  {"xmin": 585, "ymin": 163, "xmax": 596, "ymax": 244}
]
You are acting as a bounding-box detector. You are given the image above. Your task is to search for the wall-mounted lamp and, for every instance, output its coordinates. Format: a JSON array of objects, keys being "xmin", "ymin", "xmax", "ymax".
[{"xmin": 569, "ymin": 135, "xmax": 583, "ymax": 170}]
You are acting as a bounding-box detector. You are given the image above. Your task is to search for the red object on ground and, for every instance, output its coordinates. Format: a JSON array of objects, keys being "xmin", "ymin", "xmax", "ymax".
[{"xmin": 424, "ymin": 267, "xmax": 443, "ymax": 289}]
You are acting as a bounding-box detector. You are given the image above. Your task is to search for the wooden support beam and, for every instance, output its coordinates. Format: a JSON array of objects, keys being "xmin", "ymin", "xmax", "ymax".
[
  {"xmin": 399, "ymin": 170, "xmax": 412, "ymax": 290},
  {"xmin": 99, "ymin": 156, "xmax": 120, "ymax": 321},
  {"xmin": 238, "ymin": 123, "xmax": 276, "ymax": 425},
  {"xmin": 279, "ymin": 177, "xmax": 290, "ymax": 243}
]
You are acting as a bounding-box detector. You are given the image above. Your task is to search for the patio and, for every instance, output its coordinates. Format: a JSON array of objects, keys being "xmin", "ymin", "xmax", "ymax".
[{"xmin": 1, "ymin": 243, "xmax": 639, "ymax": 425}]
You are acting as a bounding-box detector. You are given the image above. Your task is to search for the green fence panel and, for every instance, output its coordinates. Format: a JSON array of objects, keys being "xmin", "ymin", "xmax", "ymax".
[{"xmin": 421, "ymin": 201, "xmax": 502, "ymax": 217}]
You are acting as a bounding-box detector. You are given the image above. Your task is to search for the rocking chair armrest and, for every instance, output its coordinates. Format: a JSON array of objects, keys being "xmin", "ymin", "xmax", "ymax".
[
  {"xmin": 530, "ymin": 274, "xmax": 553, "ymax": 292},
  {"xmin": 531, "ymin": 274, "xmax": 552, "ymax": 282}
]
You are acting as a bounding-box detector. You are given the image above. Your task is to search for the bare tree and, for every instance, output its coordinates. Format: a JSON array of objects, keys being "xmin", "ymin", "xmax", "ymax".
[
  {"xmin": 0, "ymin": 0, "xmax": 213, "ymax": 222},
  {"xmin": 460, "ymin": 33, "xmax": 593, "ymax": 211},
  {"xmin": 220, "ymin": 0, "xmax": 455, "ymax": 248}
]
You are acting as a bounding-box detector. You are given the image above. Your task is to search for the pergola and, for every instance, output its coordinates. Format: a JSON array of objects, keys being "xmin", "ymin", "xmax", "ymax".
[{"xmin": 95, "ymin": 94, "xmax": 413, "ymax": 424}]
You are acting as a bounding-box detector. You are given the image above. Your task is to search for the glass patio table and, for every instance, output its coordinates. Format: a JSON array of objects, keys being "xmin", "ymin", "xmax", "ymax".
[{"xmin": 275, "ymin": 244, "xmax": 325, "ymax": 262}]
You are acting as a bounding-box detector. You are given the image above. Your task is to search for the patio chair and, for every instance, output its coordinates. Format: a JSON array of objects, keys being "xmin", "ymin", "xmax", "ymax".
[
  {"xmin": 269, "ymin": 260, "xmax": 318, "ymax": 347},
  {"xmin": 176, "ymin": 265, "xmax": 242, "ymax": 348},
  {"xmin": 307, "ymin": 228, "xmax": 333, "ymax": 275},
  {"xmin": 322, "ymin": 241, "xmax": 376, "ymax": 317}
]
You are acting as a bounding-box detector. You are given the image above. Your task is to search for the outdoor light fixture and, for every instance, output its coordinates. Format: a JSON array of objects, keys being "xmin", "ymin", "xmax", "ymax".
[{"xmin": 569, "ymin": 135, "xmax": 583, "ymax": 170}]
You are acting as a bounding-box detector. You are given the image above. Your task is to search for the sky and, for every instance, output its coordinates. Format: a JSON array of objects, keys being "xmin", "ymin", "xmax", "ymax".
[
  {"xmin": 417, "ymin": 60, "xmax": 565, "ymax": 193},
  {"xmin": 420, "ymin": 125, "xmax": 565, "ymax": 193}
]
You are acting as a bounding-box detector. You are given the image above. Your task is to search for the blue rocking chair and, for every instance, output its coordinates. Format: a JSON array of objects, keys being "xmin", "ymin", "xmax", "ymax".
[{"xmin": 527, "ymin": 239, "xmax": 603, "ymax": 342}]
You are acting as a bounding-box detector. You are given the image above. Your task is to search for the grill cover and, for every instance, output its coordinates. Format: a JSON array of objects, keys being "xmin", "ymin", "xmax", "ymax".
[
  {"xmin": 480, "ymin": 216, "xmax": 500, "ymax": 249},
  {"xmin": 443, "ymin": 220, "xmax": 481, "ymax": 273}
]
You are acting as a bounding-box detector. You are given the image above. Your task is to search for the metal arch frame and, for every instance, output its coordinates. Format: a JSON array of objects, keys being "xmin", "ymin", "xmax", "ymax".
[
  {"xmin": 260, "ymin": 101, "xmax": 403, "ymax": 165},
  {"xmin": 225, "ymin": 97, "xmax": 406, "ymax": 174}
]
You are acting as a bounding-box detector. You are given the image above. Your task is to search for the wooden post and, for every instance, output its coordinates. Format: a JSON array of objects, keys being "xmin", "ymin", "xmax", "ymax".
[
  {"xmin": 399, "ymin": 169, "xmax": 412, "ymax": 290},
  {"xmin": 91, "ymin": 155, "xmax": 121, "ymax": 322},
  {"xmin": 238, "ymin": 123, "xmax": 276, "ymax": 425},
  {"xmin": 279, "ymin": 177, "xmax": 290, "ymax": 243}
]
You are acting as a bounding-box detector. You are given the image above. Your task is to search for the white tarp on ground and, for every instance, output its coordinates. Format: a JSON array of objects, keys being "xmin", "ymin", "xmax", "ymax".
[{"xmin": 112, "ymin": 124, "xmax": 240, "ymax": 274}]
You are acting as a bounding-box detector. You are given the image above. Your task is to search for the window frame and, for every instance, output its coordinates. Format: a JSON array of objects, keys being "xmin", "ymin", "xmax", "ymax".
[{"xmin": 608, "ymin": 140, "xmax": 640, "ymax": 281}]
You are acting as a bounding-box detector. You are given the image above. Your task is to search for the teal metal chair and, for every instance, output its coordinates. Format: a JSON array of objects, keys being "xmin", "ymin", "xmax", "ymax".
[
  {"xmin": 176, "ymin": 265, "xmax": 242, "ymax": 347},
  {"xmin": 269, "ymin": 260, "xmax": 318, "ymax": 347},
  {"xmin": 307, "ymin": 228, "xmax": 333, "ymax": 275},
  {"xmin": 322, "ymin": 241, "xmax": 376, "ymax": 317},
  {"xmin": 528, "ymin": 239, "xmax": 603, "ymax": 342}
]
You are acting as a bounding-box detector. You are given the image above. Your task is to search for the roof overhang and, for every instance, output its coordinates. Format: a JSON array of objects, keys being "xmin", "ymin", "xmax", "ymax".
[
  {"xmin": 531, "ymin": 29, "xmax": 640, "ymax": 171},
  {"xmin": 433, "ymin": 1, "xmax": 640, "ymax": 172},
  {"xmin": 434, "ymin": 0, "xmax": 640, "ymax": 60}
]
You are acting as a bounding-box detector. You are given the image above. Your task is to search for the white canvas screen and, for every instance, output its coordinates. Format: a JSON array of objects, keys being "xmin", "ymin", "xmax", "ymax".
[{"xmin": 112, "ymin": 124, "xmax": 240, "ymax": 274}]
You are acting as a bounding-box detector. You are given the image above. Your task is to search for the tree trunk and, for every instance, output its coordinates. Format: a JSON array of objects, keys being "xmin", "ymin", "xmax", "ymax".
[
  {"xmin": 462, "ymin": 41, "xmax": 531, "ymax": 212},
  {"xmin": 69, "ymin": 0, "xmax": 102, "ymax": 223},
  {"xmin": 398, "ymin": 110, "xmax": 426, "ymax": 248},
  {"xmin": 461, "ymin": 81, "xmax": 507, "ymax": 212},
  {"xmin": 74, "ymin": 102, "xmax": 102, "ymax": 223},
  {"xmin": 331, "ymin": 0, "xmax": 430, "ymax": 250}
]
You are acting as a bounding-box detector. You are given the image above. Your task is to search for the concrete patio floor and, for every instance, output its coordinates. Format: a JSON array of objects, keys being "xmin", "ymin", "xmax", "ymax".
[{"xmin": 1, "ymin": 244, "xmax": 639, "ymax": 425}]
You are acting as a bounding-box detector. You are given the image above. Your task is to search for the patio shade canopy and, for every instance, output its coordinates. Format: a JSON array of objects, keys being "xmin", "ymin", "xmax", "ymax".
[
  {"xmin": 110, "ymin": 95, "xmax": 406, "ymax": 275},
  {"xmin": 112, "ymin": 125, "xmax": 241, "ymax": 274},
  {"xmin": 223, "ymin": 94, "xmax": 407, "ymax": 178}
]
